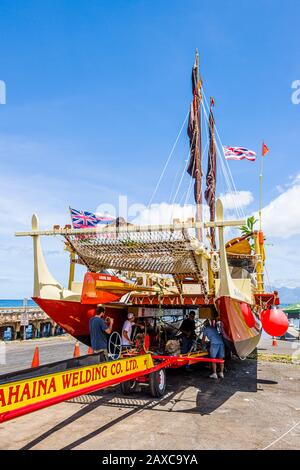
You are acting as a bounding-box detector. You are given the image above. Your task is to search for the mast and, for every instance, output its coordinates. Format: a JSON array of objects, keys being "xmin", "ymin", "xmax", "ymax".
[
  {"xmin": 205, "ymin": 97, "xmax": 217, "ymax": 248},
  {"xmin": 194, "ymin": 50, "xmax": 202, "ymax": 241},
  {"xmin": 187, "ymin": 49, "xmax": 203, "ymax": 241}
]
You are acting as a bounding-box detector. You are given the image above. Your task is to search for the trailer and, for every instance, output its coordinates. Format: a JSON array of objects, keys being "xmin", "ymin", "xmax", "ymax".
[{"xmin": 0, "ymin": 348, "xmax": 223, "ymax": 424}]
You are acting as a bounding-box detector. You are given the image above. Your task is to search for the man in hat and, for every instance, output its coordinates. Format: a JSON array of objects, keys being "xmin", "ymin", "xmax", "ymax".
[{"xmin": 121, "ymin": 312, "xmax": 144, "ymax": 347}]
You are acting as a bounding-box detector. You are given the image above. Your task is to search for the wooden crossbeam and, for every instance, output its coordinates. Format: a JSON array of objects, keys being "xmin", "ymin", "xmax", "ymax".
[{"xmin": 15, "ymin": 219, "xmax": 245, "ymax": 238}]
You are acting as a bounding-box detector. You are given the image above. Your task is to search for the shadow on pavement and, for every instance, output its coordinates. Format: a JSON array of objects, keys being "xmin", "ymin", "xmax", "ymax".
[{"xmin": 21, "ymin": 353, "xmax": 260, "ymax": 449}]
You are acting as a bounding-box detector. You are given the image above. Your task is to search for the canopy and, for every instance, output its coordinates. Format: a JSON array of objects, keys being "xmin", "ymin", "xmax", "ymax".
[
  {"xmin": 225, "ymin": 236, "xmax": 252, "ymax": 255},
  {"xmin": 283, "ymin": 303, "xmax": 300, "ymax": 314}
]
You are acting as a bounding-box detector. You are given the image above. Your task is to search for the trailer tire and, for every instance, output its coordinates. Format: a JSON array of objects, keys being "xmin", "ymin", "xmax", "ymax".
[
  {"xmin": 120, "ymin": 380, "xmax": 137, "ymax": 395},
  {"xmin": 149, "ymin": 368, "xmax": 166, "ymax": 397}
]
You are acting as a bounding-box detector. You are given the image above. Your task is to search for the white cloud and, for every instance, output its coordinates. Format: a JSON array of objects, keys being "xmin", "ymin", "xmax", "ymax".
[
  {"xmin": 132, "ymin": 194, "xmax": 255, "ymax": 227},
  {"xmin": 275, "ymin": 185, "xmax": 285, "ymax": 194},
  {"xmin": 261, "ymin": 174, "xmax": 300, "ymax": 238},
  {"xmin": 0, "ymin": 172, "xmax": 82, "ymax": 297},
  {"xmin": 272, "ymin": 279, "xmax": 300, "ymax": 289},
  {"xmin": 132, "ymin": 203, "xmax": 198, "ymax": 225},
  {"xmin": 220, "ymin": 190, "xmax": 254, "ymax": 210},
  {"xmin": 264, "ymin": 235, "xmax": 300, "ymax": 289}
]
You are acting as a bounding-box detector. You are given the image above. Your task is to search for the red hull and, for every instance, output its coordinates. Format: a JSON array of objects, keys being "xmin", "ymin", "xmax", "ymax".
[
  {"xmin": 33, "ymin": 297, "xmax": 127, "ymax": 346},
  {"xmin": 34, "ymin": 295, "xmax": 262, "ymax": 358},
  {"xmin": 216, "ymin": 296, "xmax": 261, "ymax": 359}
]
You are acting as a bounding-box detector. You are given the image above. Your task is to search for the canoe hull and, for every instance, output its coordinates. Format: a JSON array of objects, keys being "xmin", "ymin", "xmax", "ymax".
[
  {"xmin": 33, "ymin": 297, "xmax": 128, "ymax": 346},
  {"xmin": 216, "ymin": 296, "xmax": 261, "ymax": 359},
  {"xmin": 34, "ymin": 294, "xmax": 261, "ymax": 359}
]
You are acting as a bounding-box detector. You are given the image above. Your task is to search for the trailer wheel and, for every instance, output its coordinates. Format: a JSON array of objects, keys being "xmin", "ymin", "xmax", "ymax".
[
  {"xmin": 120, "ymin": 380, "xmax": 137, "ymax": 395},
  {"xmin": 149, "ymin": 368, "xmax": 166, "ymax": 397}
]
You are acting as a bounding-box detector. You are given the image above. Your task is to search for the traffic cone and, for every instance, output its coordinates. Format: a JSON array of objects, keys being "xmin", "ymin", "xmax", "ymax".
[
  {"xmin": 272, "ymin": 337, "xmax": 278, "ymax": 347},
  {"xmin": 73, "ymin": 341, "xmax": 80, "ymax": 357},
  {"xmin": 31, "ymin": 346, "xmax": 40, "ymax": 368},
  {"xmin": 87, "ymin": 346, "xmax": 93, "ymax": 354}
]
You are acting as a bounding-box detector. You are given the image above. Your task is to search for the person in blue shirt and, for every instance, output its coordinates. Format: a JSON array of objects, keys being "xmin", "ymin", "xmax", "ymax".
[
  {"xmin": 202, "ymin": 319, "xmax": 225, "ymax": 379},
  {"xmin": 89, "ymin": 305, "xmax": 114, "ymax": 357}
]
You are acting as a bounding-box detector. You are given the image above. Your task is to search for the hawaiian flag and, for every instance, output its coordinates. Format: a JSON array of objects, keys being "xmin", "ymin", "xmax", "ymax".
[
  {"xmin": 223, "ymin": 146, "xmax": 256, "ymax": 162},
  {"xmin": 70, "ymin": 207, "xmax": 115, "ymax": 229}
]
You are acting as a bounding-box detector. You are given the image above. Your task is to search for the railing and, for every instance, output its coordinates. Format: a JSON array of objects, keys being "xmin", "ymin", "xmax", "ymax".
[{"xmin": 0, "ymin": 307, "xmax": 49, "ymax": 325}]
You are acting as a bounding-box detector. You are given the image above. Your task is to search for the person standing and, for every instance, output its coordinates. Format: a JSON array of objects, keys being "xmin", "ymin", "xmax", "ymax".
[
  {"xmin": 121, "ymin": 312, "xmax": 144, "ymax": 346},
  {"xmin": 202, "ymin": 319, "xmax": 225, "ymax": 379},
  {"xmin": 180, "ymin": 311, "xmax": 196, "ymax": 354},
  {"xmin": 122, "ymin": 313, "xmax": 136, "ymax": 347},
  {"xmin": 89, "ymin": 305, "xmax": 114, "ymax": 357}
]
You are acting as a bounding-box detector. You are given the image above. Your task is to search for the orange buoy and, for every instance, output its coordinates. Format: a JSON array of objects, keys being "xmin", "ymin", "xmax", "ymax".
[
  {"xmin": 261, "ymin": 306, "xmax": 288, "ymax": 337},
  {"xmin": 31, "ymin": 346, "xmax": 40, "ymax": 368},
  {"xmin": 241, "ymin": 303, "xmax": 256, "ymax": 328}
]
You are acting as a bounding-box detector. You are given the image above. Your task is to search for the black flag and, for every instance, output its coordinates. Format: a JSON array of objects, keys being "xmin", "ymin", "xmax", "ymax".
[{"xmin": 186, "ymin": 60, "xmax": 202, "ymax": 206}]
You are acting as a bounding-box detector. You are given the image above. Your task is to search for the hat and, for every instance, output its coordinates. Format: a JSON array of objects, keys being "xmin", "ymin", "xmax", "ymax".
[{"xmin": 127, "ymin": 312, "xmax": 134, "ymax": 320}]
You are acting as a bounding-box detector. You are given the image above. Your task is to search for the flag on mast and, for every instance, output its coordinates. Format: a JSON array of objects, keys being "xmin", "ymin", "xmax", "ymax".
[
  {"xmin": 223, "ymin": 146, "xmax": 256, "ymax": 161},
  {"xmin": 262, "ymin": 142, "xmax": 269, "ymax": 156},
  {"xmin": 70, "ymin": 208, "xmax": 115, "ymax": 229},
  {"xmin": 259, "ymin": 142, "xmax": 269, "ymax": 231}
]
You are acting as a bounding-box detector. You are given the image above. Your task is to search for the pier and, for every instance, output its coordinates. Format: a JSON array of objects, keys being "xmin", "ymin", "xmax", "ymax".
[{"xmin": 0, "ymin": 306, "xmax": 61, "ymax": 341}]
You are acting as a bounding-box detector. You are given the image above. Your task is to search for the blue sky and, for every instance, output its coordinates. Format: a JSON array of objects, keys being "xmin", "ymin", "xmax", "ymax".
[{"xmin": 0, "ymin": 0, "xmax": 300, "ymax": 297}]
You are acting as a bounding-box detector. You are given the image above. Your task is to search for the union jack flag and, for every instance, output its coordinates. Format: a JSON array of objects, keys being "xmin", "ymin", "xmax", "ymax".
[
  {"xmin": 223, "ymin": 146, "xmax": 256, "ymax": 162},
  {"xmin": 70, "ymin": 208, "xmax": 115, "ymax": 229}
]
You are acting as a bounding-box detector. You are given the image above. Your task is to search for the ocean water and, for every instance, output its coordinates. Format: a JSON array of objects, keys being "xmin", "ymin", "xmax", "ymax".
[{"xmin": 0, "ymin": 299, "xmax": 37, "ymax": 308}]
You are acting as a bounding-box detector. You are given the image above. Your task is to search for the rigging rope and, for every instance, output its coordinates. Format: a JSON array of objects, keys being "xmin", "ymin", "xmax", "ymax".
[
  {"xmin": 201, "ymin": 89, "xmax": 245, "ymax": 220},
  {"xmin": 170, "ymin": 146, "xmax": 191, "ymax": 206},
  {"xmin": 170, "ymin": 105, "xmax": 199, "ymax": 209},
  {"xmin": 147, "ymin": 86, "xmax": 246, "ymax": 229},
  {"xmin": 148, "ymin": 110, "xmax": 189, "ymax": 208},
  {"xmin": 182, "ymin": 140, "xmax": 209, "ymax": 206},
  {"xmin": 264, "ymin": 263, "xmax": 273, "ymax": 293},
  {"xmin": 200, "ymin": 98, "xmax": 239, "ymax": 218},
  {"xmin": 171, "ymin": 98, "xmax": 202, "ymax": 208},
  {"xmin": 169, "ymin": 155, "xmax": 186, "ymax": 204}
]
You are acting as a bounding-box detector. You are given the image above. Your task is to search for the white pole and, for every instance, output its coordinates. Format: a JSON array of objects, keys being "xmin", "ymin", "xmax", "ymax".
[
  {"xmin": 23, "ymin": 298, "xmax": 28, "ymax": 341},
  {"xmin": 259, "ymin": 149, "xmax": 264, "ymax": 232}
]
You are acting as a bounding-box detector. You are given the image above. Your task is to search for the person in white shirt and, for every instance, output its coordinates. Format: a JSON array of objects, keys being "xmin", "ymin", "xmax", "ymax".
[{"xmin": 122, "ymin": 313, "xmax": 144, "ymax": 346}]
